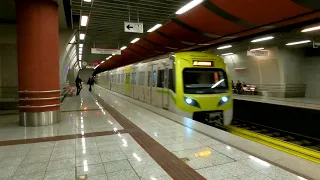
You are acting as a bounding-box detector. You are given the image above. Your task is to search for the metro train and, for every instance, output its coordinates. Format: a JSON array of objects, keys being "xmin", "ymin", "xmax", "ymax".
[{"xmin": 96, "ymin": 51, "xmax": 233, "ymax": 125}]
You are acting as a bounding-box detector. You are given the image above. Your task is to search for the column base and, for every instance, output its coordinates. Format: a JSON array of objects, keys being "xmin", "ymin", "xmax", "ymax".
[{"xmin": 20, "ymin": 110, "xmax": 60, "ymax": 126}]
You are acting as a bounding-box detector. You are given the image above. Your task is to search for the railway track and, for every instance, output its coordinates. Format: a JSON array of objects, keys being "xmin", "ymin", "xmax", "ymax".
[{"xmin": 226, "ymin": 119, "xmax": 320, "ymax": 164}]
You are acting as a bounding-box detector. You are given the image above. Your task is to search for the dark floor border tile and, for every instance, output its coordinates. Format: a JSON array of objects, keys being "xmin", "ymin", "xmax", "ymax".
[
  {"xmin": 94, "ymin": 94, "xmax": 206, "ymax": 180},
  {"xmin": 0, "ymin": 129, "xmax": 128, "ymax": 146}
]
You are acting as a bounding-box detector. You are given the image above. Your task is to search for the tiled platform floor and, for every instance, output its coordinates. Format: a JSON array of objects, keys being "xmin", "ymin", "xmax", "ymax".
[{"xmin": 0, "ymin": 86, "xmax": 310, "ymax": 180}]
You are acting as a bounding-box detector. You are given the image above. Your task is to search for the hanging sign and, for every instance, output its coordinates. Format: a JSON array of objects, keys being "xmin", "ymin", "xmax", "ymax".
[
  {"xmin": 247, "ymin": 50, "xmax": 269, "ymax": 56},
  {"xmin": 91, "ymin": 48, "xmax": 121, "ymax": 55},
  {"xmin": 124, "ymin": 22, "xmax": 144, "ymax": 33}
]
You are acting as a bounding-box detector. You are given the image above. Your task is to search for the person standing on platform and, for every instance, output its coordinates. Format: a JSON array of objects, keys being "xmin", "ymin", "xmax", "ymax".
[
  {"xmin": 236, "ymin": 80, "xmax": 242, "ymax": 94},
  {"xmin": 87, "ymin": 76, "xmax": 95, "ymax": 92},
  {"xmin": 75, "ymin": 75, "xmax": 82, "ymax": 95}
]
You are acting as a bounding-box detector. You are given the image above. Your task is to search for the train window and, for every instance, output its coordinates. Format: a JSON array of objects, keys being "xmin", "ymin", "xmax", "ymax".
[
  {"xmin": 183, "ymin": 68, "xmax": 228, "ymax": 94},
  {"xmin": 168, "ymin": 69, "xmax": 175, "ymax": 92},
  {"xmin": 153, "ymin": 70, "xmax": 157, "ymax": 87},
  {"xmin": 157, "ymin": 70, "xmax": 164, "ymax": 88},
  {"xmin": 138, "ymin": 72, "xmax": 145, "ymax": 86},
  {"xmin": 121, "ymin": 74, "xmax": 124, "ymax": 84},
  {"xmin": 125, "ymin": 73, "xmax": 130, "ymax": 84},
  {"xmin": 131, "ymin": 72, "xmax": 136, "ymax": 85},
  {"xmin": 147, "ymin": 71, "xmax": 151, "ymax": 86}
]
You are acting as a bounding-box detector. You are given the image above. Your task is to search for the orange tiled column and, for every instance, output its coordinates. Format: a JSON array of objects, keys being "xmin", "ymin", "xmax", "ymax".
[{"xmin": 16, "ymin": 0, "xmax": 61, "ymax": 126}]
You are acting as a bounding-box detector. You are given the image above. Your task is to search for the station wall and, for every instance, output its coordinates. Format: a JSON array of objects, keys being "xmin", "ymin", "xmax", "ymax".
[
  {"xmin": 224, "ymin": 46, "xmax": 320, "ymax": 98},
  {"xmin": 0, "ymin": 24, "xmax": 76, "ymax": 93},
  {"xmin": 0, "ymin": 25, "xmax": 18, "ymax": 90}
]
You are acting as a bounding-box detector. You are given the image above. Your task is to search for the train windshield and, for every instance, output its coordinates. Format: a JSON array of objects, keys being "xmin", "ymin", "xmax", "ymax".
[{"xmin": 183, "ymin": 68, "xmax": 229, "ymax": 94}]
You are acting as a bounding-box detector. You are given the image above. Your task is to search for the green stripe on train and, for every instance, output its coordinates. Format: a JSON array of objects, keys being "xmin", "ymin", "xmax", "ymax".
[{"xmin": 156, "ymin": 89, "xmax": 176, "ymax": 104}]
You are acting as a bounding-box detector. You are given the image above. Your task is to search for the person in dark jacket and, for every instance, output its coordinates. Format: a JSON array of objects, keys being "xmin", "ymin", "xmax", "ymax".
[
  {"xmin": 87, "ymin": 76, "xmax": 95, "ymax": 91},
  {"xmin": 75, "ymin": 75, "xmax": 82, "ymax": 95},
  {"xmin": 236, "ymin": 80, "xmax": 242, "ymax": 94}
]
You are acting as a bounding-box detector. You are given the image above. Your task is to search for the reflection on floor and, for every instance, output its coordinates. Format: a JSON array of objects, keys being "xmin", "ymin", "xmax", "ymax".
[{"xmin": 0, "ymin": 86, "xmax": 310, "ymax": 180}]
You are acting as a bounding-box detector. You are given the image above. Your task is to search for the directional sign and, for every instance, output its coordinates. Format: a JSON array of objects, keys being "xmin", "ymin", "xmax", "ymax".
[
  {"xmin": 91, "ymin": 48, "xmax": 121, "ymax": 55},
  {"xmin": 247, "ymin": 50, "xmax": 269, "ymax": 56},
  {"xmin": 124, "ymin": 22, "xmax": 143, "ymax": 33}
]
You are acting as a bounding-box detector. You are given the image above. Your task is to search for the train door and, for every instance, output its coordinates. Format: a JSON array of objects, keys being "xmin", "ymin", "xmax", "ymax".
[
  {"xmin": 131, "ymin": 68, "xmax": 137, "ymax": 98},
  {"xmin": 162, "ymin": 67, "xmax": 169, "ymax": 109},
  {"xmin": 151, "ymin": 64, "xmax": 158, "ymax": 107},
  {"xmin": 107, "ymin": 72, "xmax": 111, "ymax": 89},
  {"xmin": 146, "ymin": 65, "xmax": 152, "ymax": 104}
]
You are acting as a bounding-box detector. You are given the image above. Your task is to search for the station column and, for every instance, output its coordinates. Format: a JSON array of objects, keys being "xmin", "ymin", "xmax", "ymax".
[{"xmin": 16, "ymin": 0, "xmax": 61, "ymax": 126}]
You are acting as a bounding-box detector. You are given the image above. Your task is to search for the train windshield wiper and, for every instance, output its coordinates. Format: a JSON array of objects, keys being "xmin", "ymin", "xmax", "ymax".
[{"xmin": 211, "ymin": 79, "xmax": 225, "ymax": 89}]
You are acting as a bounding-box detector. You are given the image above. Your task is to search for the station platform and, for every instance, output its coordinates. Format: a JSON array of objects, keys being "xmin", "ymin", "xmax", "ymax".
[
  {"xmin": 233, "ymin": 95, "xmax": 320, "ymax": 111},
  {"xmin": 0, "ymin": 86, "xmax": 318, "ymax": 180}
]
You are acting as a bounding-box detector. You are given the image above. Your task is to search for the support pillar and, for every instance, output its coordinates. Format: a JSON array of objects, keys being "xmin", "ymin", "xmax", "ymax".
[{"xmin": 16, "ymin": 0, "xmax": 61, "ymax": 126}]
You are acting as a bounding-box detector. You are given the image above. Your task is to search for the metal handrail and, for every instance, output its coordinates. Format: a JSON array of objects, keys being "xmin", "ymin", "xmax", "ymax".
[
  {"xmin": 18, "ymin": 90, "xmax": 61, "ymax": 93},
  {"xmin": 19, "ymin": 96, "xmax": 63, "ymax": 101},
  {"xmin": 18, "ymin": 103, "xmax": 62, "ymax": 108}
]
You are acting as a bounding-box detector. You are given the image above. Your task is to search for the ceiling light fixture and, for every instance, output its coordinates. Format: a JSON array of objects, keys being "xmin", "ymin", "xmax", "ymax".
[
  {"xmin": 251, "ymin": 36, "xmax": 274, "ymax": 43},
  {"xmin": 286, "ymin": 40, "xmax": 311, "ymax": 46},
  {"xmin": 70, "ymin": 36, "xmax": 76, "ymax": 44},
  {"xmin": 120, "ymin": 46, "xmax": 127, "ymax": 50},
  {"xmin": 176, "ymin": 0, "xmax": 204, "ymax": 14},
  {"xmin": 301, "ymin": 25, "xmax": 320, "ymax": 32},
  {"xmin": 79, "ymin": 44, "xmax": 83, "ymax": 48},
  {"xmin": 221, "ymin": 53, "xmax": 233, "ymax": 56},
  {"xmin": 131, "ymin": 38, "xmax": 140, "ymax": 43},
  {"xmin": 79, "ymin": 47, "xmax": 83, "ymax": 52},
  {"xmin": 83, "ymin": 0, "xmax": 91, "ymax": 2},
  {"xmin": 94, "ymin": 65, "xmax": 99, "ymax": 69},
  {"xmin": 80, "ymin": 33, "xmax": 85, "ymax": 40},
  {"xmin": 147, "ymin": 24, "xmax": 162, "ymax": 32},
  {"xmin": 250, "ymin": 47, "xmax": 264, "ymax": 51},
  {"xmin": 112, "ymin": 54, "xmax": 115, "ymax": 56},
  {"xmin": 217, "ymin": 45, "xmax": 232, "ymax": 50},
  {"xmin": 81, "ymin": 16, "xmax": 88, "ymax": 26},
  {"xmin": 79, "ymin": 56, "xmax": 82, "ymax": 60},
  {"xmin": 101, "ymin": 61, "xmax": 105, "ymax": 63}
]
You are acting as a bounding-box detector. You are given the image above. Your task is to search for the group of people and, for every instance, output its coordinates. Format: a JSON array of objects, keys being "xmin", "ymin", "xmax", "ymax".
[
  {"xmin": 232, "ymin": 80, "xmax": 247, "ymax": 94},
  {"xmin": 75, "ymin": 75, "xmax": 95, "ymax": 95}
]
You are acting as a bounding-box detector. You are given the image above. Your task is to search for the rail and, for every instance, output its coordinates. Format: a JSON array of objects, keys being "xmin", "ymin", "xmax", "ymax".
[{"xmin": 227, "ymin": 119, "xmax": 320, "ymax": 164}]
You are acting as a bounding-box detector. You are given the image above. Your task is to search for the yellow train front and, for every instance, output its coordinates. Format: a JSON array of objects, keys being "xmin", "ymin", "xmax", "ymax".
[{"xmin": 174, "ymin": 52, "xmax": 233, "ymax": 125}]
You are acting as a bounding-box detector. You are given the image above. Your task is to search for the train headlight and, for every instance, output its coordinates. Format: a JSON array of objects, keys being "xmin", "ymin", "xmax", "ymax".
[
  {"xmin": 185, "ymin": 98, "xmax": 193, "ymax": 104},
  {"xmin": 218, "ymin": 96, "xmax": 229, "ymax": 106},
  {"xmin": 222, "ymin": 96, "xmax": 228, "ymax": 103},
  {"xmin": 184, "ymin": 97, "xmax": 200, "ymax": 108}
]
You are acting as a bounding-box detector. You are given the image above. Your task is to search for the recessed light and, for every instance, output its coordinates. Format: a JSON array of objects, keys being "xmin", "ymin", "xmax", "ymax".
[
  {"xmin": 301, "ymin": 25, "xmax": 320, "ymax": 32},
  {"xmin": 80, "ymin": 33, "xmax": 85, "ymax": 40},
  {"xmin": 217, "ymin": 45, "xmax": 232, "ymax": 50},
  {"xmin": 286, "ymin": 40, "xmax": 311, "ymax": 46},
  {"xmin": 250, "ymin": 47, "xmax": 264, "ymax": 51},
  {"xmin": 147, "ymin": 24, "xmax": 162, "ymax": 32},
  {"xmin": 120, "ymin": 46, "xmax": 127, "ymax": 50},
  {"xmin": 176, "ymin": 0, "xmax": 204, "ymax": 14},
  {"xmin": 251, "ymin": 36, "xmax": 274, "ymax": 43},
  {"xmin": 131, "ymin": 38, "xmax": 140, "ymax": 43},
  {"xmin": 81, "ymin": 16, "xmax": 88, "ymax": 26}
]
